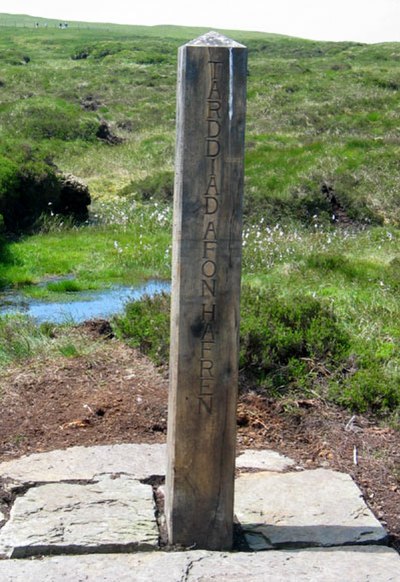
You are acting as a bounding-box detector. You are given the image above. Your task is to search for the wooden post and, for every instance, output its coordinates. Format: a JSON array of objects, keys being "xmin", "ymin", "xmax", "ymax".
[{"xmin": 165, "ymin": 31, "xmax": 247, "ymax": 551}]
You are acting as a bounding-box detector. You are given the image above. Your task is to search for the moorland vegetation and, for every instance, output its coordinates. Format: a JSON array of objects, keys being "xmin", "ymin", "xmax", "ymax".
[{"xmin": 0, "ymin": 14, "xmax": 399, "ymax": 419}]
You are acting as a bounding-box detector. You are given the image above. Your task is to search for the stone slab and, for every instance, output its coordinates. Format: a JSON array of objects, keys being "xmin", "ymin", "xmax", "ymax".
[
  {"xmin": 0, "ymin": 475, "xmax": 158, "ymax": 558},
  {"xmin": 236, "ymin": 449, "xmax": 295, "ymax": 472},
  {"xmin": 0, "ymin": 547, "xmax": 399, "ymax": 581},
  {"xmin": 0, "ymin": 443, "xmax": 166, "ymax": 489},
  {"xmin": 0, "ymin": 445, "xmax": 391, "ymax": 561},
  {"xmin": 189, "ymin": 547, "xmax": 400, "ymax": 582},
  {"xmin": 235, "ymin": 468, "xmax": 387, "ymax": 550}
]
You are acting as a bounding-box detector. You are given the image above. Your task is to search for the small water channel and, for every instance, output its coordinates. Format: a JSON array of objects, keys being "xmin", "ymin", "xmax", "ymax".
[{"xmin": 0, "ymin": 280, "xmax": 171, "ymax": 324}]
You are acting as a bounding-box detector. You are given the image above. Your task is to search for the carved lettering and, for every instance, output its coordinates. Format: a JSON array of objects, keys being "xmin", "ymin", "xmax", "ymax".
[
  {"xmin": 200, "ymin": 358, "xmax": 214, "ymax": 378},
  {"xmin": 202, "ymin": 278, "xmax": 216, "ymax": 297},
  {"xmin": 204, "ymin": 220, "xmax": 217, "ymax": 240},
  {"xmin": 202, "ymin": 322, "xmax": 215, "ymax": 341},
  {"xmin": 208, "ymin": 79, "xmax": 221, "ymax": 100},
  {"xmin": 206, "ymin": 139, "xmax": 221, "ymax": 158},
  {"xmin": 202, "ymin": 303, "xmax": 216, "ymax": 322},
  {"xmin": 207, "ymin": 119, "xmax": 221, "ymax": 138},
  {"xmin": 201, "ymin": 340, "xmax": 215, "ymax": 357},
  {"xmin": 208, "ymin": 60, "xmax": 223, "ymax": 80},
  {"xmin": 203, "ymin": 240, "xmax": 217, "ymax": 260},
  {"xmin": 201, "ymin": 260, "xmax": 216, "ymax": 278},
  {"xmin": 204, "ymin": 174, "xmax": 219, "ymax": 196},
  {"xmin": 205, "ymin": 196, "xmax": 219, "ymax": 214},
  {"xmin": 207, "ymin": 100, "xmax": 221, "ymax": 119},
  {"xmin": 197, "ymin": 59, "xmax": 224, "ymax": 414},
  {"xmin": 198, "ymin": 395, "xmax": 213, "ymax": 414}
]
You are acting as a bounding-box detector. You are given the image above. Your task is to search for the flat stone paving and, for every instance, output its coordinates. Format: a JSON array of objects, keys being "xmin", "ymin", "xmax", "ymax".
[
  {"xmin": 0, "ymin": 443, "xmax": 167, "ymax": 486},
  {"xmin": 0, "ymin": 444, "xmax": 399, "ymax": 580},
  {"xmin": 235, "ymin": 469, "xmax": 387, "ymax": 550},
  {"xmin": 0, "ymin": 547, "xmax": 399, "ymax": 581},
  {"xmin": 0, "ymin": 475, "xmax": 158, "ymax": 558}
]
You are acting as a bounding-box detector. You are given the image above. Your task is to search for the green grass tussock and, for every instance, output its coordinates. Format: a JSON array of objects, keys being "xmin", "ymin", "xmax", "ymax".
[
  {"xmin": 0, "ymin": 314, "xmax": 106, "ymax": 366},
  {"xmin": 4, "ymin": 97, "xmax": 98, "ymax": 142},
  {"xmin": 0, "ymin": 315, "xmax": 50, "ymax": 364}
]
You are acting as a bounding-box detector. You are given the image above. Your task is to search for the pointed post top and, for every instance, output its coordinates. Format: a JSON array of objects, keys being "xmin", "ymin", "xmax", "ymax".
[{"xmin": 185, "ymin": 30, "xmax": 246, "ymax": 48}]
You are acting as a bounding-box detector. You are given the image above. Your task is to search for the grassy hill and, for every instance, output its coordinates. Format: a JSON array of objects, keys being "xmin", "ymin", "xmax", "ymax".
[
  {"xmin": 0, "ymin": 14, "xmax": 399, "ymax": 417},
  {"xmin": 1, "ymin": 14, "xmax": 399, "ymax": 222}
]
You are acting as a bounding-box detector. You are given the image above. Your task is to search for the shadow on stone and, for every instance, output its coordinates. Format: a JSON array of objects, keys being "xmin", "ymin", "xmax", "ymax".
[{"xmin": 241, "ymin": 524, "xmax": 389, "ymax": 551}]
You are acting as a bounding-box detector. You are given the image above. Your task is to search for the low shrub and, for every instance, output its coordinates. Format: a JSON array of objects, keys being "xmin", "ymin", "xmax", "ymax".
[
  {"xmin": 330, "ymin": 362, "xmax": 400, "ymax": 413},
  {"xmin": 239, "ymin": 286, "xmax": 349, "ymax": 394},
  {"xmin": 113, "ymin": 285, "xmax": 350, "ymax": 396},
  {"xmin": 112, "ymin": 292, "xmax": 170, "ymax": 365}
]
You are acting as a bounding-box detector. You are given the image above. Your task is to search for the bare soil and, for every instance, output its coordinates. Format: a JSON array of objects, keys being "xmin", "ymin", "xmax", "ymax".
[{"xmin": 0, "ymin": 321, "xmax": 399, "ymax": 553}]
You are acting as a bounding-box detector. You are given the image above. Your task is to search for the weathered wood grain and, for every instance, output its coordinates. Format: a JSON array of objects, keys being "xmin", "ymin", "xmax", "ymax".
[{"xmin": 165, "ymin": 31, "xmax": 247, "ymax": 550}]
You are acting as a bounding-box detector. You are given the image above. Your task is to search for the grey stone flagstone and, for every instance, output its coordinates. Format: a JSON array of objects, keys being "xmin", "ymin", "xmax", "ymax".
[
  {"xmin": 236, "ymin": 448, "xmax": 295, "ymax": 472},
  {"xmin": 0, "ymin": 547, "xmax": 399, "ymax": 581},
  {"xmin": 0, "ymin": 443, "xmax": 167, "ymax": 489},
  {"xmin": 234, "ymin": 468, "xmax": 387, "ymax": 550},
  {"xmin": 0, "ymin": 445, "xmax": 388, "ymax": 557},
  {"xmin": 0, "ymin": 474, "xmax": 158, "ymax": 558}
]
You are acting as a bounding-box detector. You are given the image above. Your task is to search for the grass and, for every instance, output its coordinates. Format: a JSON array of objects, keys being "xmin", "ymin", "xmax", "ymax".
[
  {"xmin": 241, "ymin": 223, "xmax": 400, "ymax": 413},
  {"xmin": 0, "ymin": 14, "xmax": 399, "ymax": 417},
  {"xmin": 1, "ymin": 19, "xmax": 399, "ymax": 213},
  {"xmin": 0, "ymin": 315, "xmax": 99, "ymax": 367},
  {"xmin": 112, "ymin": 223, "xmax": 400, "ymax": 416},
  {"xmin": 0, "ymin": 202, "xmax": 172, "ymax": 296}
]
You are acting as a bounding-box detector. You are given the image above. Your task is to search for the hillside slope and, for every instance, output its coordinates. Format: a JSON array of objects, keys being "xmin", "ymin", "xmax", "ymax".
[{"xmin": 0, "ymin": 13, "xmax": 399, "ymax": 224}]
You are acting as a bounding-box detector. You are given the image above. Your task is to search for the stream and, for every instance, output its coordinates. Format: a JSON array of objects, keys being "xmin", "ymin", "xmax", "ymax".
[{"xmin": 0, "ymin": 280, "xmax": 170, "ymax": 324}]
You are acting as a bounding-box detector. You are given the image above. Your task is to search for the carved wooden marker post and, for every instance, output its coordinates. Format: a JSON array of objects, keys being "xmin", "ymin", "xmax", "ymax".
[{"xmin": 166, "ymin": 32, "xmax": 247, "ymax": 550}]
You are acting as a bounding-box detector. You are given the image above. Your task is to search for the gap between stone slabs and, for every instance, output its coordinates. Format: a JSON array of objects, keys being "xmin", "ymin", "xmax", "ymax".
[{"xmin": 0, "ymin": 444, "xmax": 295, "ymax": 491}]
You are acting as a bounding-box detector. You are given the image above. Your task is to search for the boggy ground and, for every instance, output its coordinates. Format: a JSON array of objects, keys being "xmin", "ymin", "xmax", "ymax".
[{"xmin": 0, "ymin": 321, "xmax": 399, "ymax": 553}]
